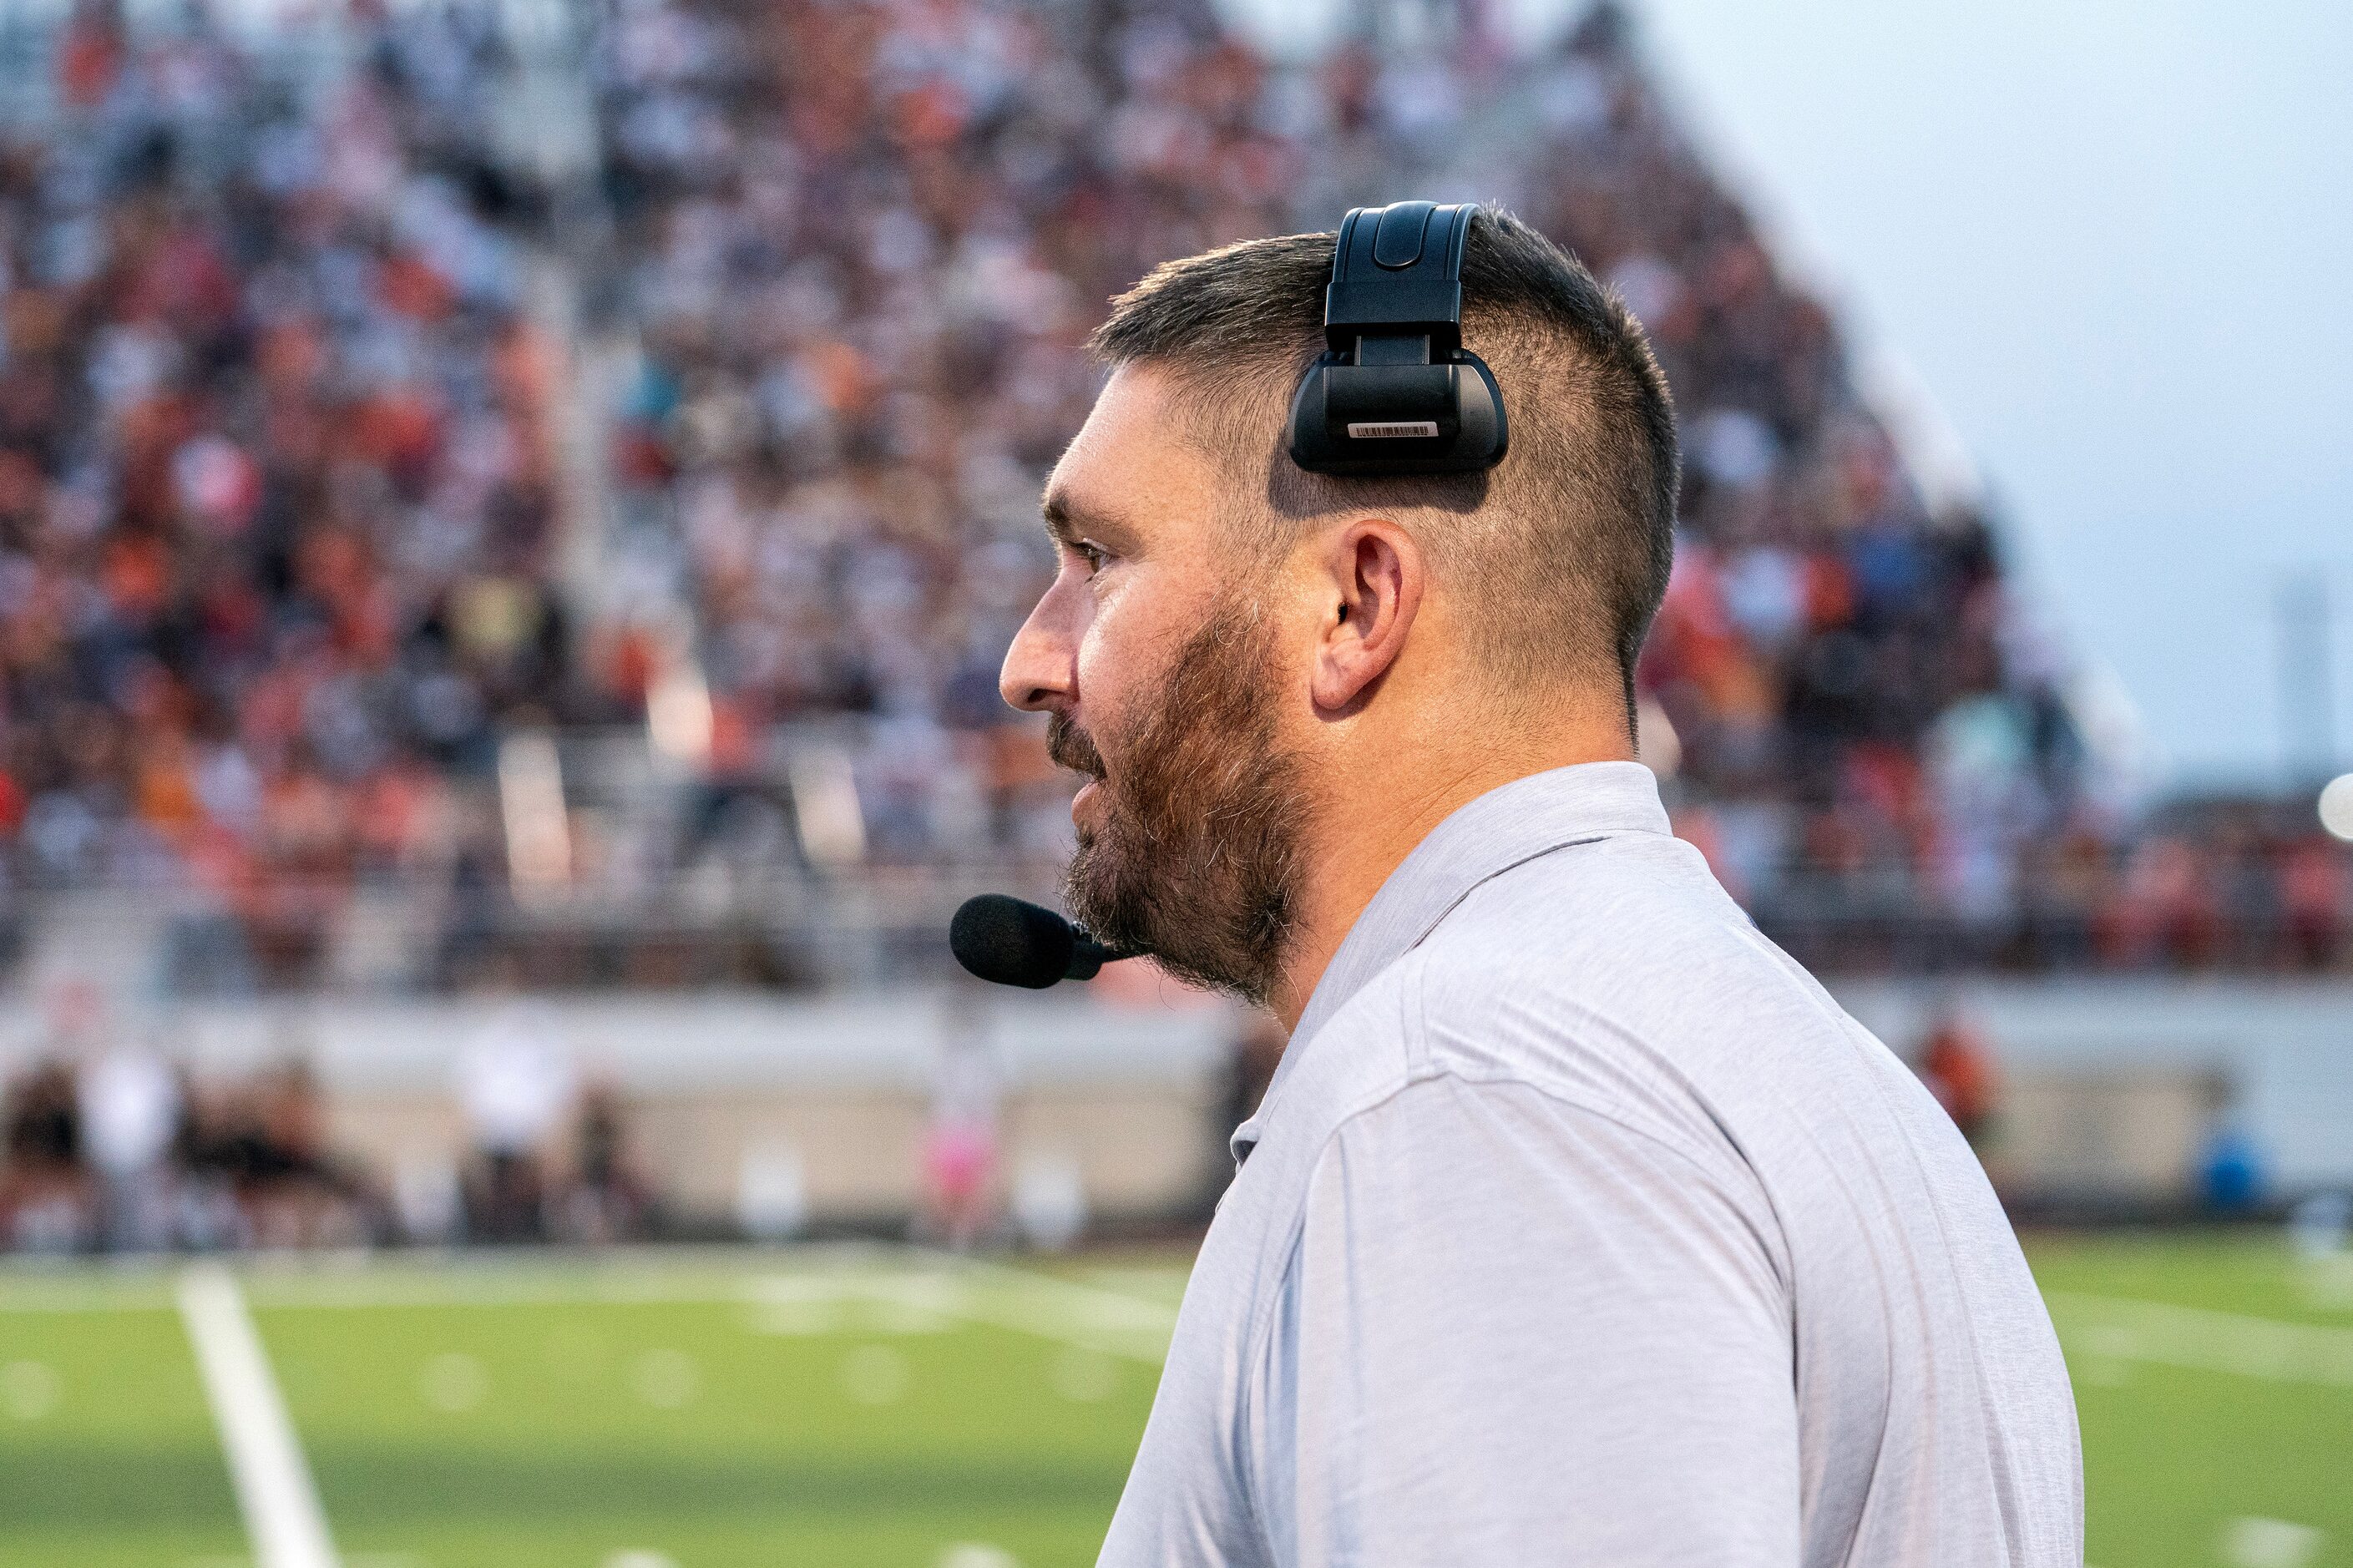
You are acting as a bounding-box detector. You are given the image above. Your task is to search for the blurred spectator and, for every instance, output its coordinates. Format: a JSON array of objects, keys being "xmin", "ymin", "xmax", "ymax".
[
  {"xmin": 921, "ymin": 1012, "xmax": 999, "ymax": 1249},
  {"xmin": 553, "ymin": 1077, "xmax": 655, "ymax": 1243},
  {"xmin": 457, "ymin": 999, "xmax": 577, "ymax": 1240},
  {"xmin": 2198, "ymin": 1115, "xmax": 2267, "ymax": 1215},
  {"xmin": 170, "ymin": 1063, "xmax": 252, "ymax": 1248},
  {"xmin": 1220, "ymin": 1013, "xmax": 1285, "ymax": 1136},
  {"xmin": 228, "ymin": 1057, "xmax": 378, "ymax": 1247},
  {"xmin": 77, "ymin": 1031, "xmax": 180, "ymax": 1249},
  {"xmin": 1, "ymin": 1025, "xmax": 654, "ymax": 1256},
  {"xmin": 1, "ymin": 1055, "xmax": 91, "ymax": 1249},
  {"xmin": 1202, "ymin": 1011, "xmax": 1287, "ymax": 1208},
  {"xmin": 1918, "ymin": 1004, "xmax": 2000, "ymax": 1149}
]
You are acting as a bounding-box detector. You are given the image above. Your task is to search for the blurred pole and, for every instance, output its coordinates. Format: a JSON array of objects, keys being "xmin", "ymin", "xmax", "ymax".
[
  {"xmin": 498, "ymin": 731, "xmax": 574, "ymax": 902},
  {"xmin": 2276, "ymin": 568, "xmax": 2336, "ymax": 787}
]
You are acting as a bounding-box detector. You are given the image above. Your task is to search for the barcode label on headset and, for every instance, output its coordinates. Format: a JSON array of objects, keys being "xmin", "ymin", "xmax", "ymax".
[{"xmin": 1345, "ymin": 420, "xmax": 1440, "ymax": 440}]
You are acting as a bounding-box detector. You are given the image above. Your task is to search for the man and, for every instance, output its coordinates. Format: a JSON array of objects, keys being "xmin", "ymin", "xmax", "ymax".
[{"xmin": 999, "ymin": 209, "xmax": 2081, "ymax": 1565}]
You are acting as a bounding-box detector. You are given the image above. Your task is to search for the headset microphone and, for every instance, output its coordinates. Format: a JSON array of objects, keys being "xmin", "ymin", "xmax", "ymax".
[
  {"xmin": 950, "ymin": 894, "xmax": 1128, "ymax": 989},
  {"xmin": 1286, "ymin": 200, "xmax": 1507, "ymax": 478}
]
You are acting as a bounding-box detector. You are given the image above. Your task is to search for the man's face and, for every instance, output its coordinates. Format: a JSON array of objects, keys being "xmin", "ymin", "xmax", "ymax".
[{"xmin": 999, "ymin": 367, "xmax": 1310, "ymax": 1003}]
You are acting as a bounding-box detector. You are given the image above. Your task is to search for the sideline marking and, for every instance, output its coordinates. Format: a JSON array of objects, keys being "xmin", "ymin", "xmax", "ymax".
[
  {"xmin": 18, "ymin": 1247, "xmax": 1190, "ymax": 1376},
  {"xmin": 176, "ymin": 1264, "xmax": 342, "ymax": 1568},
  {"xmin": 8, "ymin": 1243, "xmax": 1191, "ymax": 1368},
  {"xmin": 741, "ymin": 1257, "xmax": 1181, "ymax": 1363},
  {"xmin": 939, "ymin": 1255, "xmax": 1181, "ymax": 1362},
  {"xmin": 2047, "ymin": 1290, "xmax": 2353, "ymax": 1388}
]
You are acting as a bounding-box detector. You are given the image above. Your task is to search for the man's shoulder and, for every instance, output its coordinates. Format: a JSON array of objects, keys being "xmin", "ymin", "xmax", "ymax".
[
  {"xmin": 1406, "ymin": 832, "xmax": 1855, "ymax": 1071},
  {"xmin": 1266, "ymin": 829, "xmax": 1905, "ymax": 1190}
]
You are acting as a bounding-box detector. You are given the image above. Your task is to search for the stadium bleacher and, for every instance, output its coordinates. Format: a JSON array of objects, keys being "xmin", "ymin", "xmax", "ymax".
[
  {"xmin": 0, "ymin": 0, "xmax": 2330, "ymax": 1014},
  {"xmin": 587, "ymin": 0, "xmax": 2345, "ymax": 977},
  {"xmin": 0, "ymin": 4, "xmax": 576, "ymax": 985}
]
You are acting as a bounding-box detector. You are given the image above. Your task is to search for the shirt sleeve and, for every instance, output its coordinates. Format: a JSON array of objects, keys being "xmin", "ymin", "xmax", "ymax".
[{"xmin": 1244, "ymin": 1073, "xmax": 1800, "ymax": 1568}]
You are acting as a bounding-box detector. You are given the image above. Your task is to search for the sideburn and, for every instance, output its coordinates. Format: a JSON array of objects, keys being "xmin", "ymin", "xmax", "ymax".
[{"xmin": 1064, "ymin": 597, "xmax": 1308, "ymax": 1005}]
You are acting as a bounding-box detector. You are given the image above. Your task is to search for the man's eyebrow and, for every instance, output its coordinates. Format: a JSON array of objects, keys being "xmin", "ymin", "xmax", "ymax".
[{"xmin": 1040, "ymin": 490, "xmax": 1131, "ymax": 548}]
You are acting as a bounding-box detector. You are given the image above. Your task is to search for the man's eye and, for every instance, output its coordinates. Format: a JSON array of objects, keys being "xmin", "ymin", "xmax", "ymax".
[{"xmin": 1074, "ymin": 542, "xmax": 1107, "ymax": 573}]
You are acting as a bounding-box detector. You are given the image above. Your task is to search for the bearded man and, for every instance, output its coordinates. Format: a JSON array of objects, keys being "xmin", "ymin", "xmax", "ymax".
[{"xmin": 999, "ymin": 208, "xmax": 2082, "ymax": 1567}]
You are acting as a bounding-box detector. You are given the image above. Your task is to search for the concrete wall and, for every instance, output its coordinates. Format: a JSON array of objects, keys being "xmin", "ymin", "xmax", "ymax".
[
  {"xmin": 314, "ymin": 1081, "xmax": 1226, "ymax": 1228},
  {"xmin": 3, "ymin": 987, "xmax": 1241, "ymax": 1229},
  {"xmin": 11, "ymin": 976, "xmax": 2350, "ymax": 1222},
  {"xmin": 1834, "ymin": 978, "xmax": 2353, "ymax": 1194}
]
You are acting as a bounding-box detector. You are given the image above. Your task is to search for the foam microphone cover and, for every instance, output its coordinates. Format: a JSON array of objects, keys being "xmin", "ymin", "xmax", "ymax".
[{"xmin": 950, "ymin": 893, "xmax": 1079, "ymax": 989}]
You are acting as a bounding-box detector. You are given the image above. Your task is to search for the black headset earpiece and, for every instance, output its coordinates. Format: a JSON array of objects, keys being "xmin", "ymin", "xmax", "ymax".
[{"xmin": 1286, "ymin": 201, "xmax": 1509, "ymax": 478}]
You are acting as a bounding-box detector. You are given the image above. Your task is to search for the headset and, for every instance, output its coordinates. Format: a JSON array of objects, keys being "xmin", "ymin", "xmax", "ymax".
[{"xmin": 1285, "ymin": 200, "xmax": 1509, "ymax": 478}]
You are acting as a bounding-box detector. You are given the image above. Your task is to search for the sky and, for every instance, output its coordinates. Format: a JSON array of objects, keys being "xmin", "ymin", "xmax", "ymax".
[
  {"xmin": 1617, "ymin": 0, "xmax": 2353, "ymax": 792},
  {"xmin": 1232, "ymin": 0, "xmax": 2353, "ymax": 790}
]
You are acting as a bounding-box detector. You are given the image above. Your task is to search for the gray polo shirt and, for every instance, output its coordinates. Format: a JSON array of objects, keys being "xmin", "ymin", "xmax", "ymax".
[{"xmin": 1100, "ymin": 762, "xmax": 2081, "ymax": 1567}]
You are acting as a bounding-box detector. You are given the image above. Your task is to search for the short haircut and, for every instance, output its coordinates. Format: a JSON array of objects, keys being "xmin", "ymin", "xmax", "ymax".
[{"xmin": 1090, "ymin": 208, "xmax": 1678, "ymax": 727}]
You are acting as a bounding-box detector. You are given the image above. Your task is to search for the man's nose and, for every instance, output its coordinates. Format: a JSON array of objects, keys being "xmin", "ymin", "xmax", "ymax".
[{"xmin": 999, "ymin": 592, "xmax": 1076, "ymax": 715}]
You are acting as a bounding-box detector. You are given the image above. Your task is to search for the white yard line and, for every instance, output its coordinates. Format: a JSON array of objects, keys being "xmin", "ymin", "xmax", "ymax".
[
  {"xmin": 176, "ymin": 1264, "xmax": 342, "ymax": 1568},
  {"xmin": 2046, "ymin": 1289, "xmax": 2353, "ymax": 1388}
]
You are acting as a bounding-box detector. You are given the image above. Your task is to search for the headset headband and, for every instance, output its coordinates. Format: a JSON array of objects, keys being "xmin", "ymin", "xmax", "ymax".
[
  {"xmin": 1286, "ymin": 201, "xmax": 1508, "ymax": 478},
  {"xmin": 1323, "ymin": 200, "xmax": 1475, "ymax": 355}
]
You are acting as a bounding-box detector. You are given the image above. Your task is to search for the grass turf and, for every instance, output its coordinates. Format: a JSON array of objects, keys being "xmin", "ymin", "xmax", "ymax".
[{"xmin": 0, "ymin": 1237, "xmax": 2345, "ymax": 1567}]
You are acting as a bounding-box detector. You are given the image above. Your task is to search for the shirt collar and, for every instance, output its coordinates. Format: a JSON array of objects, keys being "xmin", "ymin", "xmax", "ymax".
[{"xmin": 1230, "ymin": 761, "xmax": 1671, "ymax": 1163}]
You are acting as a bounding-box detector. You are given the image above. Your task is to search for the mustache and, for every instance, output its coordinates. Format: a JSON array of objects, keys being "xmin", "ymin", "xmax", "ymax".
[{"xmin": 1046, "ymin": 712, "xmax": 1106, "ymax": 780}]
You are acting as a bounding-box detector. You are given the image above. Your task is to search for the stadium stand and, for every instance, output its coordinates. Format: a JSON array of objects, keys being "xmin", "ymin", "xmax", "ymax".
[
  {"xmin": 584, "ymin": 0, "xmax": 1395, "ymax": 878},
  {"xmin": 0, "ymin": 0, "xmax": 2327, "ymax": 1011},
  {"xmin": 0, "ymin": 4, "xmax": 579, "ymax": 989},
  {"xmin": 588, "ymin": 0, "xmax": 2344, "ymax": 975}
]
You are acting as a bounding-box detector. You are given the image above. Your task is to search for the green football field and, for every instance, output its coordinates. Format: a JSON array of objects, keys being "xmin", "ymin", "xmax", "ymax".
[{"xmin": 1, "ymin": 1235, "xmax": 2347, "ymax": 1568}]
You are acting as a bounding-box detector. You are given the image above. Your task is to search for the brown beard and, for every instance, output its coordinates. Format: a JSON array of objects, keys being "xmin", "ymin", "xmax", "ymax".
[{"xmin": 1050, "ymin": 597, "xmax": 1307, "ymax": 1005}]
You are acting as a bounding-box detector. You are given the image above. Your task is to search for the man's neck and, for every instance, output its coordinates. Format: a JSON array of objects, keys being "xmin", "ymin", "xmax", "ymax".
[{"xmin": 1265, "ymin": 731, "xmax": 1633, "ymax": 1033}]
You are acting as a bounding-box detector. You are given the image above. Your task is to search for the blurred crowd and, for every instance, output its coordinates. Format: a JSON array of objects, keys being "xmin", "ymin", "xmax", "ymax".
[
  {"xmin": 0, "ymin": 983, "xmax": 657, "ymax": 1252},
  {"xmin": 1, "ymin": 1032, "xmax": 379, "ymax": 1252},
  {"xmin": 0, "ymin": 0, "xmax": 2325, "ymax": 984},
  {"xmin": 590, "ymin": 0, "xmax": 2350, "ymax": 969},
  {"xmin": 0, "ymin": 978, "xmax": 1050, "ymax": 1257},
  {"xmin": 587, "ymin": 0, "xmax": 1418, "ymax": 871},
  {"xmin": 0, "ymin": 4, "xmax": 594, "ymax": 983}
]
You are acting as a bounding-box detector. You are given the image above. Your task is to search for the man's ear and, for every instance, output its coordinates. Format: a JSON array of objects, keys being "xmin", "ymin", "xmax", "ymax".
[{"xmin": 1311, "ymin": 518, "xmax": 1424, "ymax": 716}]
